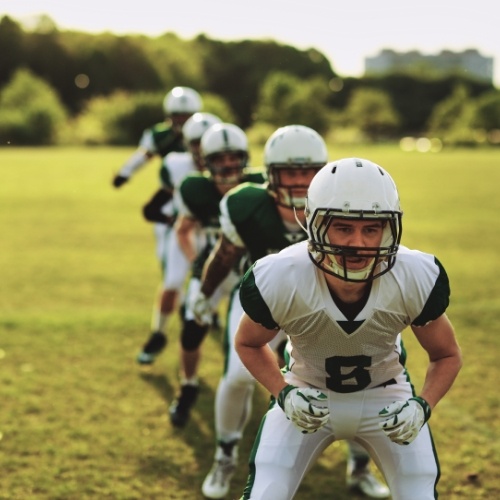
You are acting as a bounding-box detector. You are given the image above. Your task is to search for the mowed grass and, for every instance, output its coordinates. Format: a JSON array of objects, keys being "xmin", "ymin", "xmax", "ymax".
[{"xmin": 0, "ymin": 145, "xmax": 499, "ymax": 499}]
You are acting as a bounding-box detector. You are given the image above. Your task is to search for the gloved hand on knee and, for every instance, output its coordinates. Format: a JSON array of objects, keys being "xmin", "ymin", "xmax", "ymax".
[
  {"xmin": 277, "ymin": 385, "xmax": 329, "ymax": 434},
  {"xmin": 379, "ymin": 396, "xmax": 431, "ymax": 445}
]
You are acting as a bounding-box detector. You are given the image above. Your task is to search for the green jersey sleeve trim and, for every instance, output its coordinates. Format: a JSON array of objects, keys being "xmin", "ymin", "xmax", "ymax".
[
  {"xmin": 240, "ymin": 265, "xmax": 279, "ymax": 330},
  {"xmin": 412, "ymin": 257, "xmax": 450, "ymax": 326}
]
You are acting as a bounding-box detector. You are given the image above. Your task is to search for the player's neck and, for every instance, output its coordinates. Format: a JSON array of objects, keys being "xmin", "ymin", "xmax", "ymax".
[{"xmin": 324, "ymin": 273, "xmax": 369, "ymax": 304}]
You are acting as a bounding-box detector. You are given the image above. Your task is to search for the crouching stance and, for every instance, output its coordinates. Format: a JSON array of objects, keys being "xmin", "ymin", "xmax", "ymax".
[{"xmin": 235, "ymin": 158, "xmax": 462, "ymax": 500}]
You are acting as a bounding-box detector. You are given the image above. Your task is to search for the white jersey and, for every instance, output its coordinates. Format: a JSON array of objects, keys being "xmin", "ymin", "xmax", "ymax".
[
  {"xmin": 240, "ymin": 241, "xmax": 450, "ymax": 393},
  {"xmin": 161, "ymin": 152, "xmax": 197, "ymax": 218}
]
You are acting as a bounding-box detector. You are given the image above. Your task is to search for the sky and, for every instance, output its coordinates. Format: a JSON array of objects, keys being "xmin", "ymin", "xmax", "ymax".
[{"xmin": 2, "ymin": 0, "xmax": 499, "ymax": 86}]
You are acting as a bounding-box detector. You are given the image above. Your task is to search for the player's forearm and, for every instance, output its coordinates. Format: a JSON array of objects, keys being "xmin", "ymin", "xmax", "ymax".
[
  {"xmin": 200, "ymin": 236, "xmax": 245, "ymax": 297},
  {"xmin": 118, "ymin": 150, "xmax": 149, "ymax": 177},
  {"xmin": 419, "ymin": 353, "xmax": 462, "ymax": 409},
  {"xmin": 142, "ymin": 189, "xmax": 174, "ymax": 224},
  {"xmin": 236, "ymin": 343, "xmax": 287, "ymax": 398}
]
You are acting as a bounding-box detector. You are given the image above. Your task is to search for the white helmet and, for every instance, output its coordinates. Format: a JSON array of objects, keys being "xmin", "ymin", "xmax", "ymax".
[
  {"xmin": 163, "ymin": 86, "xmax": 202, "ymax": 115},
  {"xmin": 264, "ymin": 125, "xmax": 328, "ymax": 209},
  {"xmin": 182, "ymin": 112, "xmax": 221, "ymax": 143},
  {"xmin": 201, "ymin": 123, "xmax": 249, "ymax": 185},
  {"xmin": 305, "ymin": 158, "xmax": 402, "ymax": 282}
]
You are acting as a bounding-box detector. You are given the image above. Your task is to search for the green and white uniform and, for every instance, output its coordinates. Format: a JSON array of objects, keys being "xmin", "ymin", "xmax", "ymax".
[
  {"xmin": 239, "ymin": 241, "xmax": 449, "ymax": 499},
  {"xmin": 177, "ymin": 170, "xmax": 265, "ymax": 320},
  {"xmin": 118, "ymin": 121, "xmax": 185, "ymax": 180},
  {"xmin": 118, "ymin": 122, "xmax": 186, "ymax": 284},
  {"xmin": 156, "ymin": 152, "xmax": 205, "ymax": 291},
  {"xmin": 220, "ymin": 182, "xmax": 307, "ymax": 262},
  {"xmin": 214, "ymin": 183, "xmax": 306, "ymax": 444}
]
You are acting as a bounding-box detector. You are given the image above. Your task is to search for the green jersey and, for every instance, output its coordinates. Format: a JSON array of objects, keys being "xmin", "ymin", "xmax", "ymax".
[
  {"xmin": 178, "ymin": 169, "xmax": 265, "ymax": 277},
  {"xmin": 143, "ymin": 122, "xmax": 185, "ymax": 158},
  {"xmin": 219, "ymin": 183, "xmax": 306, "ymax": 266}
]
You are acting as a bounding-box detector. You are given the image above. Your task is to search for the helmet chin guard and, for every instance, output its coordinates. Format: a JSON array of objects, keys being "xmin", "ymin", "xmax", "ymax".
[{"xmin": 305, "ymin": 158, "xmax": 403, "ymax": 282}]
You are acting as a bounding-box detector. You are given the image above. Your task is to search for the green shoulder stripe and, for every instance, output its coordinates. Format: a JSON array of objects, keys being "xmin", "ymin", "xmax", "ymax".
[
  {"xmin": 240, "ymin": 265, "xmax": 279, "ymax": 330},
  {"xmin": 412, "ymin": 257, "xmax": 450, "ymax": 326},
  {"xmin": 159, "ymin": 165, "xmax": 173, "ymax": 188},
  {"xmin": 226, "ymin": 183, "xmax": 271, "ymax": 224},
  {"xmin": 179, "ymin": 173, "xmax": 221, "ymax": 224},
  {"xmin": 151, "ymin": 122, "xmax": 185, "ymax": 156}
]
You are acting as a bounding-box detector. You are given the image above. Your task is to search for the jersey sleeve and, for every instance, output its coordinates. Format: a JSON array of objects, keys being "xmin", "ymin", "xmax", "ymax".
[
  {"xmin": 159, "ymin": 163, "xmax": 173, "ymax": 189},
  {"xmin": 176, "ymin": 180, "xmax": 195, "ymax": 218},
  {"xmin": 411, "ymin": 256, "xmax": 450, "ymax": 326},
  {"xmin": 240, "ymin": 262, "xmax": 280, "ymax": 330},
  {"xmin": 219, "ymin": 195, "xmax": 245, "ymax": 247},
  {"xmin": 138, "ymin": 128, "xmax": 156, "ymax": 153}
]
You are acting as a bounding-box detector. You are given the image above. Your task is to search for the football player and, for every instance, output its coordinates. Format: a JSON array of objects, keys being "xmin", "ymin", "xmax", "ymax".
[
  {"xmin": 235, "ymin": 158, "xmax": 462, "ymax": 499},
  {"xmin": 112, "ymin": 86, "xmax": 202, "ymax": 188},
  {"xmin": 168, "ymin": 123, "xmax": 265, "ymax": 428},
  {"xmin": 136, "ymin": 112, "xmax": 221, "ymax": 364},
  {"xmin": 191, "ymin": 126, "xmax": 390, "ymax": 499}
]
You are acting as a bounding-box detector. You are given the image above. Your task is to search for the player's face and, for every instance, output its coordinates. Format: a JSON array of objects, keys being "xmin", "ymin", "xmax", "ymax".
[
  {"xmin": 279, "ymin": 168, "xmax": 318, "ymax": 189},
  {"xmin": 210, "ymin": 152, "xmax": 244, "ymax": 194},
  {"xmin": 274, "ymin": 167, "xmax": 321, "ymax": 210},
  {"xmin": 326, "ymin": 219, "xmax": 385, "ymax": 270}
]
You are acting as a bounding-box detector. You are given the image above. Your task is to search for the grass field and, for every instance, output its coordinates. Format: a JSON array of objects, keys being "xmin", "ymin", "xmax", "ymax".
[{"xmin": 1, "ymin": 145, "xmax": 499, "ymax": 499}]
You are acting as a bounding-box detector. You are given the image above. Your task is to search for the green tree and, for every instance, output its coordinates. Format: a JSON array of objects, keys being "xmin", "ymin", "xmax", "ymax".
[
  {"xmin": 196, "ymin": 36, "xmax": 335, "ymax": 127},
  {"xmin": 255, "ymin": 72, "xmax": 331, "ymax": 134},
  {"xmin": 343, "ymin": 88, "xmax": 400, "ymax": 141},
  {"xmin": 427, "ymin": 84, "xmax": 472, "ymax": 133},
  {"xmin": 0, "ymin": 16, "xmax": 25, "ymax": 88},
  {"xmin": 0, "ymin": 68, "xmax": 67, "ymax": 145},
  {"xmin": 471, "ymin": 90, "xmax": 500, "ymax": 131}
]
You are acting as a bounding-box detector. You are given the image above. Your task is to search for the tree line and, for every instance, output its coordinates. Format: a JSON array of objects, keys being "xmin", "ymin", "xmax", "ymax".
[{"xmin": 1, "ymin": 15, "xmax": 499, "ymax": 146}]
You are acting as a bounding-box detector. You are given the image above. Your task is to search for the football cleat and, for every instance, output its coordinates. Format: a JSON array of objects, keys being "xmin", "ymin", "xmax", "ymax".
[
  {"xmin": 346, "ymin": 458, "xmax": 390, "ymax": 498},
  {"xmin": 202, "ymin": 443, "xmax": 238, "ymax": 499},
  {"xmin": 136, "ymin": 331, "xmax": 167, "ymax": 365},
  {"xmin": 169, "ymin": 384, "xmax": 199, "ymax": 428}
]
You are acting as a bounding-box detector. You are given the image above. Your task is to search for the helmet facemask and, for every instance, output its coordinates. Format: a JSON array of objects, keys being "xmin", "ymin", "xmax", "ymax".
[
  {"xmin": 201, "ymin": 123, "xmax": 249, "ymax": 194},
  {"xmin": 206, "ymin": 151, "xmax": 248, "ymax": 193},
  {"xmin": 307, "ymin": 207, "xmax": 402, "ymax": 282}
]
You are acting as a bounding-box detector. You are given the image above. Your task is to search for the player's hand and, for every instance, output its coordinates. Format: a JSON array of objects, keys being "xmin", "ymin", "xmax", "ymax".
[
  {"xmin": 112, "ymin": 174, "xmax": 129, "ymax": 188},
  {"xmin": 277, "ymin": 385, "xmax": 329, "ymax": 434},
  {"xmin": 191, "ymin": 291, "xmax": 213, "ymax": 326},
  {"xmin": 378, "ymin": 396, "xmax": 431, "ymax": 445}
]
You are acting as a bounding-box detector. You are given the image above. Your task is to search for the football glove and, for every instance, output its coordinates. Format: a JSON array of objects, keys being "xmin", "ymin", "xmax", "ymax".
[
  {"xmin": 379, "ymin": 396, "xmax": 431, "ymax": 445},
  {"xmin": 112, "ymin": 174, "xmax": 129, "ymax": 188},
  {"xmin": 191, "ymin": 291, "xmax": 213, "ymax": 326},
  {"xmin": 277, "ymin": 385, "xmax": 329, "ymax": 434}
]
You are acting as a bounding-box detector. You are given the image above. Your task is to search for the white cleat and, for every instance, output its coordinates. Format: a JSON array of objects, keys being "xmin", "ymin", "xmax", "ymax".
[
  {"xmin": 347, "ymin": 460, "xmax": 390, "ymax": 498},
  {"xmin": 202, "ymin": 445, "xmax": 238, "ymax": 499}
]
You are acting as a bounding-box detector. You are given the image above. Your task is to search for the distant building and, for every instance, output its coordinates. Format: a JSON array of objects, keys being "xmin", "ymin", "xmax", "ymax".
[{"xmin": 365, "ymin": 49, "xmax": 494, "ymax": 82}]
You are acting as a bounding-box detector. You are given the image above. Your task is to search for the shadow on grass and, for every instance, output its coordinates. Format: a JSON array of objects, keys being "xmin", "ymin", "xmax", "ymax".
[{"xmin": 138, "ymin": 370, "xmax": 174, "ymax": 404}]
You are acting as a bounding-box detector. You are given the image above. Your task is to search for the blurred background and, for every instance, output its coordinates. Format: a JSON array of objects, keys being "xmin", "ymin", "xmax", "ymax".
[{"xmin": 0, "ymin": 0, "xmax": 499, "ymax": 150}]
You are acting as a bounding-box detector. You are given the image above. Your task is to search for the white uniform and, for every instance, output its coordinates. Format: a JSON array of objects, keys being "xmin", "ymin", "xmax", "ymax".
[
  {"xmin": 239, "ymin": 241, "xmax": 449, "ymax": 500},
  {"xmin": 155, "ymin": 152, "xmax": 205, "ymax": 291}
]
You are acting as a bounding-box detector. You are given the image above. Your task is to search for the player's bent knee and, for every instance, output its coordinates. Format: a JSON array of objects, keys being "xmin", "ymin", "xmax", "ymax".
[{"xmin": 181, "ymin": 320, "xmax": 209, "ymax": 351}]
